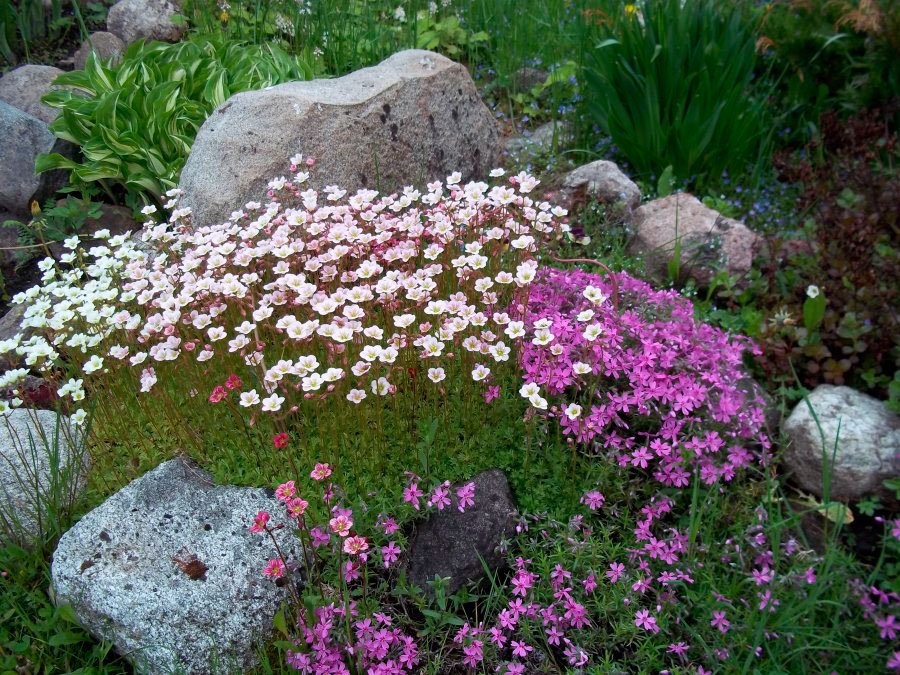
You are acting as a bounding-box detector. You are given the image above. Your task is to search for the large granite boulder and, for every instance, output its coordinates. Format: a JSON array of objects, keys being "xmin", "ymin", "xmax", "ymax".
[
  {"xmin": 406, "ymin": 469, "xmax": 517, "ymax": 596},
  {"xmin": 73, "ymin": 31, "xmax": 126, "ymax": 70},
  {"xmin": 0, "ymin": 408, "xmax": 86, "ymax": 547},
  {"xmin": 0, "ymin": 64, "xmax": 65, "ymax": 124},
  {"xmin": 179, "ymin": 49, "xmax": 500, "ymax": 227},
  {"xmin": 558, "ymin": 159, "xmax": 641, "ymax": 214},
  {"xmin": 52, "ymin": 457, "xmax": 304, "ymax": 675},
  {"xmin": 107, "ymin": 0, "xmax": 185, "ymax": 45},
  {"xmin": 783, "ymin": 385, "xmax": 900, "ymax": 502},
  {"xmin": 628, "ymin": 193, "xmax": 760, "ymax": 286},
  {"xmin": 0, "ymin": 101, "xmax": 71, "ymax": 217}
]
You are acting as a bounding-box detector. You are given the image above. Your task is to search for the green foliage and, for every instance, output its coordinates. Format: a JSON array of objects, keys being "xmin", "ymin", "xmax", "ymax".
[
  {"xmin": 415, "ymin": 11, "xmax": 487, "ymax": 58},
  {"xmin": 36, "ymin": 35, "xmax": 313, "ymax": 205},
  {"xmin": 0, "ymin": 542, "xmax": 126, "ymax": 674},
  {"xmin": 0, "ymin": 0, "xmax": 70, "ymax": 65},
  {"xmin": 582, "ymin": 0, "xmax": 772, "ymax": 190},
  {"xmin": 803, "ymin": 287, "xmax": 827, "ymax": 333},
  {"xmin": 753, "ymin": 0, "xmax": 900, "ymax": 144}
]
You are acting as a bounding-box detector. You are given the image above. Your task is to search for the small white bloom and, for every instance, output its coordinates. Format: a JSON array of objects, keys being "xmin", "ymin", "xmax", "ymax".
[
  {"xmin": 239, "ymin": 390, "xmax": 261, "ymax": 407},
  {"xmin": 519, "ymin": 382, "xmax": 540, "ymax": 399},
  {"xmin": 347, "ymin": 388, "xmax": 367, "ymax": 404},
  {"xmin": 582, "ymin": 323, "xmax": 603, "ymax": 341},
  {"xmin": 261, "ymin": 393, "xmax": 285, "ymax": 411},
  {"xmin": 427, "ymin": 367, "xmax": 446, "ymax": 383},
  {"xmin": 572, "ymin": 361, "xmax": 591, "ymax": 375},
  {"xmin": 806, "ymin": 285, "xmax": 820, "ymax": 299},
  {"xmin": 83, "ymin": 354, "xmax": 104, "ymax": 374},
  {"xmin": 564, "ymin": 403, "xmax": 583, "ymax": 420},
  {"xmin": 529, "ymin": 394, "xmax": 548, "ymax": 410}
]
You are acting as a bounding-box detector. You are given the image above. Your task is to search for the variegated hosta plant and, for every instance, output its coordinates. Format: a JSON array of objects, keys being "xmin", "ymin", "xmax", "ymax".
[{"xmin": 36, "ymin": 35, "xmax": 313, "ymax": 206}]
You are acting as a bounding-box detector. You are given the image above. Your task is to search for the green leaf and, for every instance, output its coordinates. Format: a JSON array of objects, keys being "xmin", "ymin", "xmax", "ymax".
[
  {"xmin": 273, "ymin": 607, "xmax": 288, "ymax": 637},
  {"xmin": 656, "ymin": 165, "xmax": 675, "ymax": 197},
  {"xmin": 803, "ymin": 292, "xmax": 826, "ymax": 332},
  {"xmin": 49, "ymin": 630, "xmax": 84, "ymax": 646},
  {"xmin": 34, "ymin": 152, "xmax": 81, "ymax": 175}
]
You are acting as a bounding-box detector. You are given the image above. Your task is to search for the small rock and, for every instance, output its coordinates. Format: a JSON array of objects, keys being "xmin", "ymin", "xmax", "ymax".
[
  {"xmin": 558, "ymin": 160, "xmax": 641, "ymax": 213},
  {"xmin": 628, "ymin": 193, "xmax": 760, "ymax": 286},
  {"xmin": 107, "ymin": 0, "xmax": 185, "ymax": 45},
  {"xmin": 782, "ymin": 385, "xmax": 900, "ymax": 503},
  {"xmin": 0, "ymin": 303, "xmax": 30, "ymax": 370},
  {"xmin": 406, "ymin": 469, "xmax": 517, "ymax": 596},
  {"xmin": 179, "ymin": 49, "xmax": 500, "ymax": 228},
  {"xmin": 0, "ymin": 408, "xmax": 87, "ymax": 546},
  {"xmin": 47, "ymin": 203, "xmax": 138, "ymax": 258},
  {"xmin": 511, "ymin": 67, "xmax": 547, "ymax": 91},
  {"xmin": 52, "ymin": 457, "xmax": 304, "ymax": 675},
  {"xmin": 0, "ymin": 101, "xmax": 72, "ymax": 217},
  {"xmin": 0, "ymin": 64, "xmax": 65, "ymax": 125},
  {"xmin": 0, "ymin": 375, "xmax": 61, "ymax": 412},
  {"xmin": 73, "ymin": 32, "xmax": 126, "ymax": 70},
  {"xmin": 504, "ymin": 120, "xmax": 572, "ymax": 157}
]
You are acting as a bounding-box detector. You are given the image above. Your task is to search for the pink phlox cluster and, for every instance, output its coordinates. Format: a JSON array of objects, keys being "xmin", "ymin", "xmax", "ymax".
[
  {"xmin": 521, "ymin": 267, "xmax": 769, "ymax": 489},
  {"xmin": 286, "ymin": 605, "xmax": 419, "ymax": 673}
]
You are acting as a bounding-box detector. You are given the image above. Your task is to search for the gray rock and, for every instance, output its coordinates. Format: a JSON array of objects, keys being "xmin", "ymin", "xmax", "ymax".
[
  {"xmin": 0, "ymin": 408, "xmax": 87, "ymax": 546},
  {"xmin": 73, "ymin": 31, "xmax": 126, "ymax": 70},
  {"xmin": 511, "ymin": 67, "xmax": 547, "ymax": 91},
  {"xmin": 783, "ymin": 385, "xmax": 900, "ymax": 502},
  {"xmin": 107, "ymin": 0, "xmax": 185, "ymax": 45},
  {"xmin": 0, "ymin": 64, "xmax": 65, "ymax": 124},
  {"xmin": 406, "ymin": 469, "xmax": 517, "ymax": 596},
  {"xmin": 628, "ymin": 193, "xmax": 760, "ymax": 286},
  {"xmin": 179, "ymin": 49, "xmax": 500, "ymax": 228},
  {"xmin": 0, "ymin": 303, "xmax": 29, "ymax": 371},
  {"xmin": 0, "ymin": 101, "xmax": 72, "ymax": 217},
  {"xmin": 52, "ymin": 457, "xmax": 304, "ymax": 675},
  {"xmin": 504, "ymin": 120, "xmax": 572, "ymax": 157},
  {"xmin": 558, "ymin": 160, "xmax": 641, "ymax": 213}
]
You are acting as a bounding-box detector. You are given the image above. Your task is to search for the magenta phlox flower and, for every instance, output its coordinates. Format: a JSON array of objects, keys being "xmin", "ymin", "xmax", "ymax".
[
  {"xmin": 427, "ymin": 481, "xmax": 452, "ymax": 510},
  {"xmin": 456, "ymin": 482, "xmax": 476, "ymax": 512},
  {"xmin": 381, "ymin": 541, "xmax": 401, "ymax": 568},
  {"xmin": 711, "ymin": 610, "xmax": 730, "ymax": 634},
  {"xmin": 634, "ymin": 609, "xmax": 660, "ymax": 633},
  {"xmin": 606, "ymin": 562, "xmax": 625, "ymax": 584},
  {"xmin": 876, "ymin": 614, "xmax": 899, "ymax": 640},
  {"xmin": 403, "ymin": 482, "xmax": 424, "ymax": 510}
]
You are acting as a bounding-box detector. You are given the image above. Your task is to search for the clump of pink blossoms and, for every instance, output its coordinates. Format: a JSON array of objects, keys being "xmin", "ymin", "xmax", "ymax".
[{"xmin": 518, "ymin": 267, "xmax": 770, "ymax": 488}]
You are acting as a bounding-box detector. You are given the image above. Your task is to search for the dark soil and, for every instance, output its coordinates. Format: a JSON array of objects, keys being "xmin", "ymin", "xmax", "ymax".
[{"xmin": 0, "ymin": 256, "xmax": 42, "ymax": 317}]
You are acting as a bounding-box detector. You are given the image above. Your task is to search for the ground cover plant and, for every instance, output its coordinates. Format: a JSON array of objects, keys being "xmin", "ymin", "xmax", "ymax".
[
  {"xmin": 2, "ymin": 164, "xmax": 899, "ymax": 672},
  {"xmin": 2, "ymin": 0, "xmax": 900, "ymax": 672}
]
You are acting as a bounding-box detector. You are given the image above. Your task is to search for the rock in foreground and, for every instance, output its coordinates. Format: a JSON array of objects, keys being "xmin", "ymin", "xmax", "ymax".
[
  {"xmin": 179, "ymin": 49, "xmax": 500, "ymax": 227},
  {"xmin": 52, "ymin": 457, "xmax": 303, "ymax": 675},
  {"xmin": 406, "ymin": 469, "xmax": 517, "ymax": 595},
  {"xmin": 783, "ymin": 385, "xmax": 900, "ymax": 502}
]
